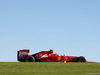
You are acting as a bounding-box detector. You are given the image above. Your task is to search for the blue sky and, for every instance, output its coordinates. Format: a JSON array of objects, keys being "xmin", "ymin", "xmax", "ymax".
[{"xmin": 0, "ymin": 0, "xmax": 100, "ymax": 62}]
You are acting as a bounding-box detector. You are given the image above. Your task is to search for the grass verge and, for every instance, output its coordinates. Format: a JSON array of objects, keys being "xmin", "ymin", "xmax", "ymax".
[{"xmin": 0, "ymin": 62, "xmax": 100, "ymax": 75}]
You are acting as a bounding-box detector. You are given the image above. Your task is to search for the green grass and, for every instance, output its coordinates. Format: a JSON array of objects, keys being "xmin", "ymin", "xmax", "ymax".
[{"xmin": 0, "ymin": 62, "xmax": 100, "ymax": 75}]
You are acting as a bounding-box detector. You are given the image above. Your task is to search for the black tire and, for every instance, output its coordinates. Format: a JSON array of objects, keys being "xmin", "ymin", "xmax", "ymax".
[
  {"xmin": 77, "ymin": 56, "xmax": 86, "ymax": 62},
  {"xmin": 25, "ymin": 56, "xmax": 35, "ymax": 62}
]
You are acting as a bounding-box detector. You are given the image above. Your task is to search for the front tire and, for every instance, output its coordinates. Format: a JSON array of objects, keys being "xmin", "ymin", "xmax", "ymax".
[
  {"xmin": 77, "ymin": 56, "xmax": 86, "ymax": 62},
  {"xmin": 25, "ymin": 56, "xmax": 35, "ymax": 62}
]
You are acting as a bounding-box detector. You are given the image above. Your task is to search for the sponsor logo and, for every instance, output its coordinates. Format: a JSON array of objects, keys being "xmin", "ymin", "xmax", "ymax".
[
  {"xmin": 39, "ymin": 54, "xmax": 42, "ymax": 56},
  {"xmin": 58, "ymin": 57, "xmax": 61, "ymax": 61},
  {"xmin": 19, "ymin": 52, "xmax": 28, "ymax": 55},
  {"xmin": 52, "ymin": 58, "xmax": 55, "ymax": 61},
  {"xmin": 86, "ymin": 73, "xmax": 100, "ymax": 75},
  {"xmin": 41, "ymin": 54, "xmax": 48, "ymax": 58},
  {"xmin": 46, "ymin": 59, "xmax": 51, "ymax": 62},
  {"xmin": 66, "ymin": 57, "xmax": 68, "ymax": 60}
]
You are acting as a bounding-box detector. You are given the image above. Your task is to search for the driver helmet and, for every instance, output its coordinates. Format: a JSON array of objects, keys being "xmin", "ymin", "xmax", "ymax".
[
  {"xmin": 50, "ymin": 49, "xmax": 53, "ymax": 51},
  {"xmin": 50, "ymin": 49, "xmax": 53, "ymax": 53}
]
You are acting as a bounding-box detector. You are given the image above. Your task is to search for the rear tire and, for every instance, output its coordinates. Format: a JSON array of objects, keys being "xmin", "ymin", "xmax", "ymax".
[
  {"xmin": 77, "ymin": 56, "xmax": 86, "ymax": 62},
  {"xmin": 25, "ymin": 56, "xmax": 35, "ymax": 62}
]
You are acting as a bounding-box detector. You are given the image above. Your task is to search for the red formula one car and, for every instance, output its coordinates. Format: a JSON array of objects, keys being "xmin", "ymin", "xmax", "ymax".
[{"xmin": 17, "ymin": 49, "xmax": 86, "ymax": 62}]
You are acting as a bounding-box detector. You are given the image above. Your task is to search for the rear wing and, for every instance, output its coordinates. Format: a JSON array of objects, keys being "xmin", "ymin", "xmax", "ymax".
[{"xmin": 17, "ymin": 49, "xmax": 30, "ymax": 62}]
